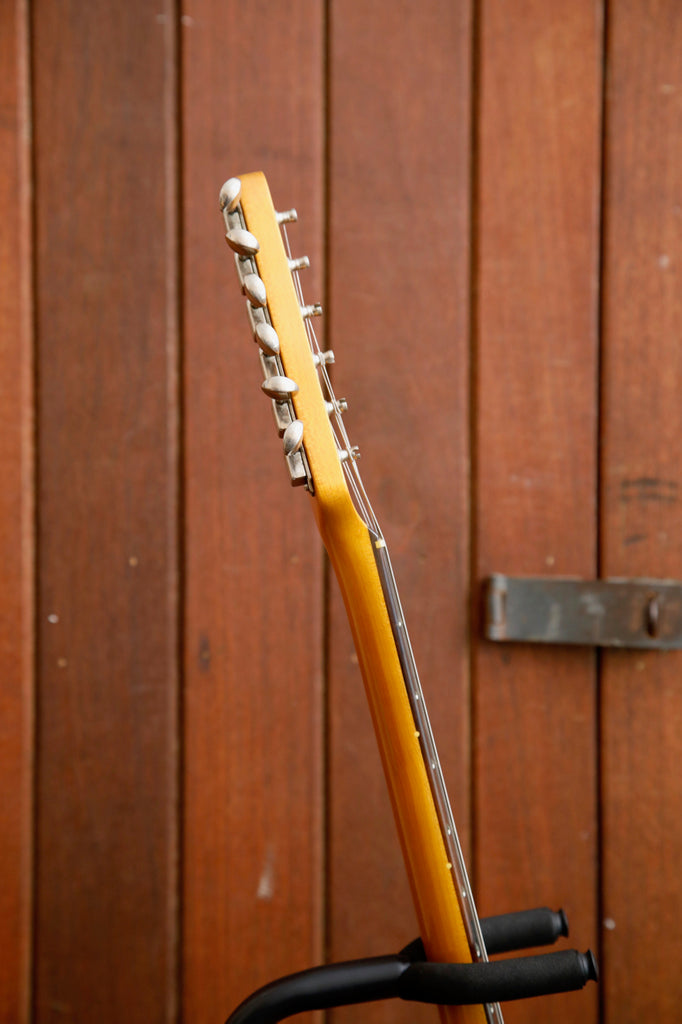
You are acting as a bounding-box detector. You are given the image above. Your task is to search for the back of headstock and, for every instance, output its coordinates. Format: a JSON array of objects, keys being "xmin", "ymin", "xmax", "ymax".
[{"xmin": 220, "ymin": 172, "xmax": 360, "ymax": 520}]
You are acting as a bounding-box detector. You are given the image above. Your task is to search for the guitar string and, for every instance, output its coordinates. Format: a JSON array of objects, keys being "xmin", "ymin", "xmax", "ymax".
[
  {"xmin": 281, "ymin": 224, "xmax": 380, "ymax": 534},
  {"xmin": 280, "ymin": 221, "xmax": 501, "ymax": 1024}
]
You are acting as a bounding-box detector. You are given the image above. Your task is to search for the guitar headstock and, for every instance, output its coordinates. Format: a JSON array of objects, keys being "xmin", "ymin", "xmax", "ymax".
[{"xmin": 220, "ymin": 172, "xmax": 362, "ymax": 519}]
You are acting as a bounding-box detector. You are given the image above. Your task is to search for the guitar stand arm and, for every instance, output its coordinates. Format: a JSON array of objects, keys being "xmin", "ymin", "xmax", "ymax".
[
  {"xmin": 225, "ymin": 908, "xmax": 598, "ymax": 1024},
  {"xmin": 399, "ymin": 949, "xmax": 597, "ymax": 1006}
]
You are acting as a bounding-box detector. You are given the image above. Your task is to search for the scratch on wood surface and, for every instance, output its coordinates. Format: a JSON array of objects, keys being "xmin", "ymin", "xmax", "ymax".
[
  {"xmin": 620, "ymin": 478, "xmax": 678, "ymax": 504},
  {"xmin": 256, "ymin": 846, "xmax": 275, "ymax": 901},
  {"xmin": 197, "ymin": 633, "xmax": 211, "ymax": 672}
]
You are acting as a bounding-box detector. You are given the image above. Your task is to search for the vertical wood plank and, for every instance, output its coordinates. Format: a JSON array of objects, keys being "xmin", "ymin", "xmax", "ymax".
[
  {"xmin": 32, "ymin": 2, "xmax": 179, "ymax": 1021},
  {"xmin": 0, "ymin": 2, "xmax": 33, "ymax": 1022},
  {"xmin": 600, "ymin": 3, "xmax": 682, "ymax": 1020},
  {"xmin": 328, "ymin": 5, "xmax": 472, "ymax": 1024},
  {"xmin": 181, "ymin": 4, "xmax": 325, "ymax": 1022},
  {"xmin": 474, "ymin": 3, "xmax": 602, "ymax": 1022}
]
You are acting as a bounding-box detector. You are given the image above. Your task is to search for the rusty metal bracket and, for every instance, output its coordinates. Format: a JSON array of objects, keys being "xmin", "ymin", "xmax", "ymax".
[{"xmin": 484, "ymin": 575, "xmax": 682, "ymax": 649}]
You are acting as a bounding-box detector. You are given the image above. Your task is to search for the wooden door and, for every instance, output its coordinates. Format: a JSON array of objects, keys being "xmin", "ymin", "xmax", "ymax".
[{"xmin": 1, "ymin": 3, "xmax": 681, "ymax": 1023}]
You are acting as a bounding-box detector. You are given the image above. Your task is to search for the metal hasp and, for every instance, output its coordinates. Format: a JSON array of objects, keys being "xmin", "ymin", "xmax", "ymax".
[{"xmin": 484, "ymin": 575, "xmax": 682, "ymax": 649}]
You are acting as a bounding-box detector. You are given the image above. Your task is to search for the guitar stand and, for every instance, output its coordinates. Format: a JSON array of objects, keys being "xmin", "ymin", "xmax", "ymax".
[{"xmin": 225, "ymin": 907, "xmax": 597, "ymax": 1024}]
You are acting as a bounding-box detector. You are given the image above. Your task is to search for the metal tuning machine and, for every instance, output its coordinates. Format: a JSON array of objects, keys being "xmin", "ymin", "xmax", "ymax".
[{"xmin": 220, "ymin": 176, "xmax": 312, "ymax": 489}]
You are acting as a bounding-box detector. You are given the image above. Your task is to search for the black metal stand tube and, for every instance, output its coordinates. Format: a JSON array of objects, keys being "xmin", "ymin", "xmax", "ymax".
[
  {"xmin": 226, "ymin": 955, "xmax": 409, "ymax": 1024},
  {"xmin": 225, "ymin": 949, "xmax": 597, "ymax": 1024},
  {"xmin": 224, "ymin": 908, "xmax": 597, "ymax": 1024}
]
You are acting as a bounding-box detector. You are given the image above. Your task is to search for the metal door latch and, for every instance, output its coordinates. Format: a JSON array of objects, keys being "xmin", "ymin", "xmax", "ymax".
[{"xmin": 484, "ymin": 575, "xmax": 682, "ymax": 649}]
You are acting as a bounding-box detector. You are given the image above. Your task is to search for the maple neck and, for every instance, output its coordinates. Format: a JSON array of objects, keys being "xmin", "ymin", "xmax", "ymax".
[
  {"xmin": 315, "ymin": 497, "xmax": 499, "ymax": 1024},
  {"xmin": 222, "ymin": 171, "xmax": 501, "ymax": 1024},
  {"xmin": 371, "ymin": 536, "xmax": 489, "ymax": 961}
]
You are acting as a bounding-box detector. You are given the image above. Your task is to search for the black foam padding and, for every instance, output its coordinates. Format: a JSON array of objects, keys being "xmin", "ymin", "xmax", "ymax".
[
  {"xmin": 399, "ymin": 949, "xmax": 598, "ymax": 1005},
  {"xmin": 481, "ymin": 907, "xmax": 569, "ymax": 955}
]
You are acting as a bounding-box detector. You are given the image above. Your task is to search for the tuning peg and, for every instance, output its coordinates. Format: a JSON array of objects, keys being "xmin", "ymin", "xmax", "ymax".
[
  {"xmin": 262, "ymin": 375, "xmax": 299, "ymax": 401},
  {"xmin": 325, "ymin": 398, "xmax": 348, "ymax": 415},
  {"xmin": 242, "ymin": 273, "xmax": 267, "ymax": 307},
  {"xmin": 283, "ymin": 419, "xmax": 304, "ymax": 456},
  {"xmin": 301, "ymin": 303, "xmax": 323, "ymax": 319},
  {"xmin": 313, "ymin": 350, "xmax": 334, "ymax": 367},
  {"xmin": 253, "ymin": 322, "xmax": 280, "ymax": 356},
  {"xmin": 218, "ymin": 177, "xmax": 241, "ymax": 212},
  {"xmin": 288, "ymin": 256, "xmax": 310, "ymax": 272},
  {"xmin": 226, "ymin": 228, "xmax": 259, "ymax": 256},
  {"xmin": 276, "ymin": 209, "xmax": 297, "ymax": 224},
  {"xmin": 286, "ymin": 452, "xmax": 308, "ymax": 487}
]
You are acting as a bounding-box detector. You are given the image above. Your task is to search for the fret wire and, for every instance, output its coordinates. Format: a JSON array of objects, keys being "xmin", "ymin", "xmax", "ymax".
[
  {"xmin": 373, "ymin": 539, "xmax": 502, "ymax": 1024},
  {"xmin": 279, "ymin": 220, "xmax": 501, "ymax": 1024}
]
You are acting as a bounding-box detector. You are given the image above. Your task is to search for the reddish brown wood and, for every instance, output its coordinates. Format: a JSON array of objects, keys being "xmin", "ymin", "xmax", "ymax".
[
  {"xmin": 474, "ymin": 3, "xmax": 602, "ymax": 1022},
  {"xmin": 13, "ymin": 6, "xmax": 682, "ymax": 1023},
  {"xmin": 327, "ymin": 5, "xmax": 473, "ymax": 1024},
  {"xmin": 0, "ymin": 3, "xmax": 33, "ymax": 1022},
  {"xmin": 32, "ymin": 2, "xmax": 179, "ymax": 1020},
  {"xmin": 600, "ymin": 3, "xmax": 682, "ymax": 1020},
  {"xmin": 181, "ymin": 4, "xmax": 325, "ymax": 1022}
]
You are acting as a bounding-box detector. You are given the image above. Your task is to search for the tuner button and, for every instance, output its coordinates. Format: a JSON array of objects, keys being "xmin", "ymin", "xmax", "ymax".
[
  {"xmin": 243, "ymin": 273, "xmax": 267, "ymax": 307},
  {"xmin": 226, "ymin": 228, "xmax": 260, "ymax": 256},
  {"xmin": 219, "ymin": 177, "xmax": 241, "ymax": 212},
  {"xmin": 283, "ymin": 419, "xmax": 304, "ymax": 455},
  {"xmin": 254, "ymin": 322, "xmax": 280, "ymax": 356},
  {"xmin": 262, "ymin": 375, "xmax": 299, "ymax": 401}
]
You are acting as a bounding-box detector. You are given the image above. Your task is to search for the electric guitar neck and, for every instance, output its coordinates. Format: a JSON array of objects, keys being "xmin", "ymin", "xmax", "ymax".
[{"xmin": 220, "ymin": 170, "xmax": 499, "ymax": 1024}]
